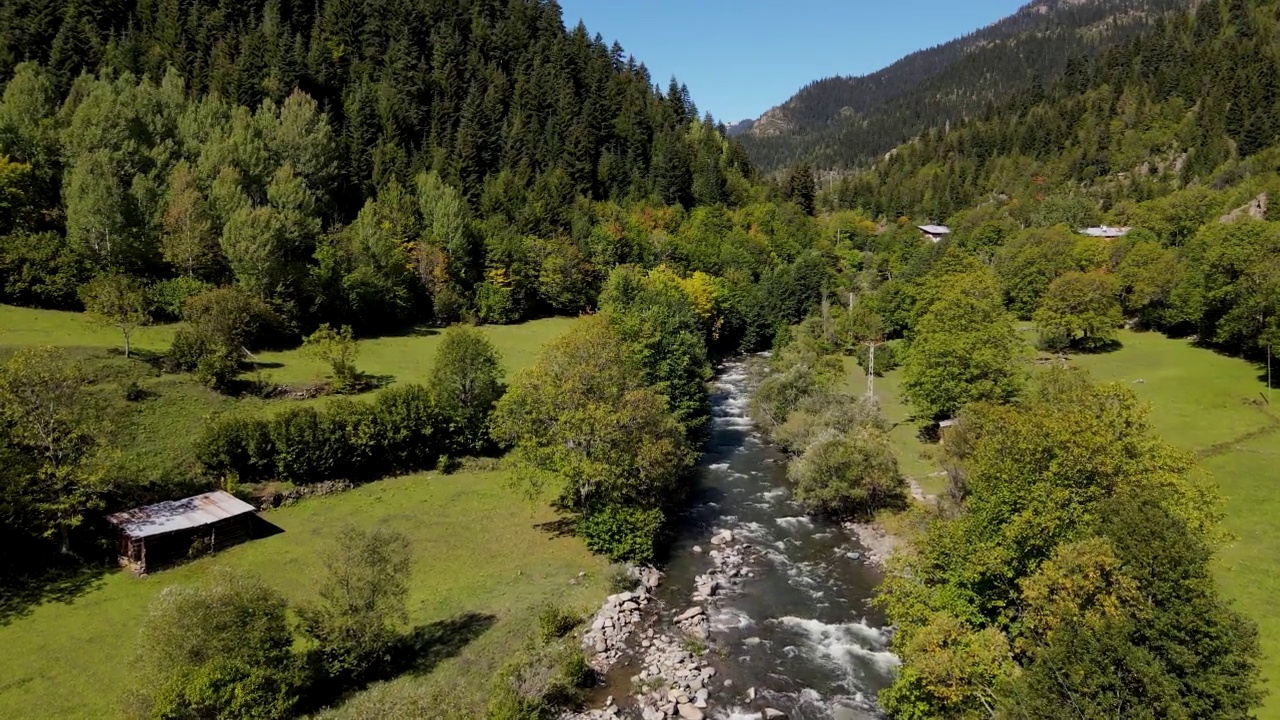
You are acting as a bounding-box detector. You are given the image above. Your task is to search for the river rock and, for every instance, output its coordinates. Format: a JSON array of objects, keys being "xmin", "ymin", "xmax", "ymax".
[
  {"xmin": 676, "ymin": 606, "xmax": 704, "ymax": 622},
  {"xmin": 763, "ymin": 710, "xmax": 786, "ymax": 719},
  {"xmin": 677, "ymin": 703, "xmax": 705, "ymax": 720},
  {"xmin": 710, "ymin": 529, "xmax": 733, "ymax": 545}
]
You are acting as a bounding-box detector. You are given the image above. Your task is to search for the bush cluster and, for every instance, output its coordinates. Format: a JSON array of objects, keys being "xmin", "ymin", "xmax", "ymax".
[
  {"xmin": 196, "ymin": 385, "xmax": 443, "ymax": 484},
  {"xmin": 755, "ymin": 332, "xmax": 907, "ymax": 519},
  {"xmin": 486, "ymin": 639, "xmax": 594, "ymax": 720}
]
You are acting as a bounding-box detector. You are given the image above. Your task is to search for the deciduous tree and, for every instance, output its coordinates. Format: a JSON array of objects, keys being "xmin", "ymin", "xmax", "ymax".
[
  {"xmin": 300, "ymin": 526, "xmax": 412, "ymax": 684},
  {"xmin": 303, "ymin": 324, "xmax": 361, "ymax": 393},
  {"xmin": 902, "ymin": 271, "xmax": 1026, "ymax": 419},
  {"xmin": 428, "ymin": 326, "xmax": 503, "ymax": 455},
  {"xmin": 0, "ymin": 347, "xmax": 107, "ymax": 553},
  {"xmin": 1033, "ymin": 269, "xmax": 1123, "ymax": 351},
  {"xmin": 788, "ymin": 427, "xmax": 904, "ymax": 518},
  {"xmin": 80, "ymin": 272, "xmax": 148, "ymax": 357}
]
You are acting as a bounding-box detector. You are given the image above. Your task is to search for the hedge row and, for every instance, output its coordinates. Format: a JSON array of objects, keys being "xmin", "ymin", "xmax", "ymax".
[{"xmin": 196, "ymin": 385, "xmax": 449, "ymax": 484}]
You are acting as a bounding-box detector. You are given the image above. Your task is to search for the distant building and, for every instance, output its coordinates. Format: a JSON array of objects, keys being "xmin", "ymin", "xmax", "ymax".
[
  {"xmin": 108, "ymin": 490, "xmax": 258, "ymax": 574},
  {"xmin": 918, "ymin": 224, "xmax": 952, "ymax": 243},
  {"xmin": 1079, "ymin": 226, "xmax": 1131, "ymax": 239}
]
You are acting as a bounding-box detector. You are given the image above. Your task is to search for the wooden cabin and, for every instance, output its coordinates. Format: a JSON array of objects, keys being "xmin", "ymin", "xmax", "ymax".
[{"xmin": 108, "ymin": 490, "xmax": 257, "ymax": 574}]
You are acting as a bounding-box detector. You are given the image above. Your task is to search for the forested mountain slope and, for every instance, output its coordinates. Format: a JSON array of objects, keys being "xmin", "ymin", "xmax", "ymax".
[
  {"xmin": 837, "ymin": 0, "xmax": 1280, "ymax": 222},
  {"xmin": 0, "ymin": 0, "xmax": 749, "ymax": 217},
  {"xmin": 0, "ymin": 0, "xmax": 770, "ymax": 339},
  {"xmin": 739, "ymin": 0, "xmax": 1187, "ymax": 172}
]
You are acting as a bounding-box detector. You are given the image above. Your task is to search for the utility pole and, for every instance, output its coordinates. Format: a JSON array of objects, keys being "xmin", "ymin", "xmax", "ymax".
[{"xmin": 865, "ymin": 340, "xmax": 880, "ymax": 400}]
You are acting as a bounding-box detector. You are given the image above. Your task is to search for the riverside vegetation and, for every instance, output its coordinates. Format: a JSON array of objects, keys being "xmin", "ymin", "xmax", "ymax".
[{"xmin": 0, "ymin": 0, "xmax": 1278, "ymax": 718}]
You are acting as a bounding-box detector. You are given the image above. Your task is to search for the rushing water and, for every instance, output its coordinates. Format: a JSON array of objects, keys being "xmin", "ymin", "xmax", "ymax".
[{"xmin": 656, "ymin": 357, "xmax": 899, "ymax": 719}]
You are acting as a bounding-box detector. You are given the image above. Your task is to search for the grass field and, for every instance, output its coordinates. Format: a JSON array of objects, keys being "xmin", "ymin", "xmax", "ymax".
[
  {"xmin": 0, "ymin": 305, "xmax": 596, "ymax": 717},
  {"xmin": 846, "ymin": 329, "xmax": 1280, "ymax": 715},
  {"xmin": 250, "ymin": 316, "xmax": 577, "ymax": 389},
  {"xmin": 0, "ymin": 469, "xmax": 610, "ymax": 719},
  {"xmin": 0, "ymin": 304, "xmax": 575, "ymax": 486}
]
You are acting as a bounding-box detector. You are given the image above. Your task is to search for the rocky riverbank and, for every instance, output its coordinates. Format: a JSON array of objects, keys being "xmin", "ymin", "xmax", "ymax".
[
  {"xmin": 841, "ymin": 522, "xmax": 900, "ymax": 568},
  {"xmin": 565, "ymin": 528, "xmax": 791, "ymax": 720}
]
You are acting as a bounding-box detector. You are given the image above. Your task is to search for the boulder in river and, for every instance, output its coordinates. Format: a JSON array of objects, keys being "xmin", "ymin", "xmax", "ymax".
[
  {"xmin": 676, "ymin": 606, "xmax": 704, "ymax": 622},
  {"xmin": 677, "ymin": 703, "xmax": 705, "ymax": 720}
]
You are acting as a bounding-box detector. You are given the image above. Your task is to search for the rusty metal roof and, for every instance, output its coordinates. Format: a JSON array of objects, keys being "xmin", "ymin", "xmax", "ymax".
[{"xmin": 107, "ymin": 491, "xmax": 256, "ymax": 539}]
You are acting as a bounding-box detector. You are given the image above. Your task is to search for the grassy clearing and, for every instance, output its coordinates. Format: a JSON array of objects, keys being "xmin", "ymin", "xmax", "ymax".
[
  {"xmin": 1074, "ymin": 332, "xmax": 1280, "ymax": 716},
  {"xmin": 250, "ymin": 316, "xmax": 577, "ymax": 389},
  {"xmin": 0, "ymin": 304, "xmax": 576, "ymax": 484},
  {"xmin": 0, "ymin": 304, "xmax": 177, "ymax": 352},
  {"xmin": 838, "ymin": 358, "xmax": 944, "ymax": 493},
  {"xmin": 0, "ymin": 468, "xmax": 610, "ymax": 719}
]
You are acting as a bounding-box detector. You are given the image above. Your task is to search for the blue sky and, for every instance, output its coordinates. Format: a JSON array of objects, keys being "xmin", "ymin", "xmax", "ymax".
[{"xmin": 557, "ymin": 0, "xmax": 1029, "ymax": 122}]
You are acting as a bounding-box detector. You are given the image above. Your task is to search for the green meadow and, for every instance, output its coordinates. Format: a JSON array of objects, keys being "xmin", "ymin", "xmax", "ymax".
[
  {"xmin": 0, "ymin": 469, "xmax": 610, "ymax": 719},
  {"xmin": 0, "ymin": 305, "xmax": 592, "ymax": 718}
]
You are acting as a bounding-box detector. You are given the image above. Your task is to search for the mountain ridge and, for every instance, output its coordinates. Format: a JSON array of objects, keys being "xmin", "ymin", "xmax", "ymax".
[{"xmin": 738, "ymin": 0, "xmax": 1190, "ymax": 172}]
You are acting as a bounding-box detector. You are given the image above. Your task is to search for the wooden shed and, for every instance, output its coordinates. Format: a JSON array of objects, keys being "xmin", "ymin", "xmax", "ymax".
[{"xmin": 108, "ymin": 490, "xmax": 257, "ymax": 574}]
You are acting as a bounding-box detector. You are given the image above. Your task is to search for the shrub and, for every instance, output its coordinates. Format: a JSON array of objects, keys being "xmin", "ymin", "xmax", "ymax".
[
  {"xmin": 373, "ymin": 384, "xmax": 442, "ymax": 472},
  {"xmin": 607, "ymin": 565, "xmax": 636, "ymax": 594},
  {"xmin": 173, "ymin": 287, "xmax": 282, "ymax": 389},
  {"xmin": 195, "ymin": 384, "xmax": 446, "ymax": 484},
  {"xmin": 304, "ymin": 324, "xmax": 362, "ymax": 393},
  {"xmin": 486, "ymin": 641, "xmax": 593, "ymax": 720},
  {"xmin": 271, "ymin": 407, "xmax": 346, "ymax": 483},
  {"xmin": 150, "ymin": 658, "xmax": 302, "ymax": 720},
  {"xmin": 774, "ymin": 392, "xmax": 886, "ymax": 454},
  {"xmin": 789, "ymin": 428, "xmax": 905, "ymax": 518},
  {"xmin": 577, "ymin": 505, "xmax": 665, "ymax": 565},
  {"xmin": 150, "ymin": 277, "xmax": 213, "ymax": 321},
  {"xmin": 123, "ymin": 379, "xmax": 147, "ymax": 402},
  {"xmin": 132, "ymin": 570, "xmax": 298, "ymax": 720},
  {"xmin": 168, "ymin": 327, "xmax": 208, "ymax": 371},
  {"xmin": 195, "ymin": 415, "xmax": 276, "ymax": 483},
  {"xmin": 537, "ymin": 605, "xmax": 581, "ymax": 643}
]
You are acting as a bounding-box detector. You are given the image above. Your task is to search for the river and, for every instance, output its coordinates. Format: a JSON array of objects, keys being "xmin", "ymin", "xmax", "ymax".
[{"xmin": 655, "ymin": 356, "xmax": 899, "ymax": 719}]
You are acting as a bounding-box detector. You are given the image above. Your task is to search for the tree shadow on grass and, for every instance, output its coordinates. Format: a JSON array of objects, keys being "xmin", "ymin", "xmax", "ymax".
[
  {"xmin": 381, "ymin": 325, "xmax": 441, "ymax": 339},
  {"xmin": 299, "ymin": 612, "xmax": 497, "ymax": 713},
  {"xmin": 534, "ymin": 518, "xmax": 578, "ymax": 539},
  {"xmin": 1070, "ymin": 337, "xmax": 1124, "ymax": 354},
  {"xmin": 394, "ymin": 612, "xmax": 499, "ymax": 676},
  {"xmin": 0, "ymin": 564, "xmax": 107, "ymax": 626},
  {"xmin": 357, "ymin": 373, "xmax": 395, "ymax": 392}
]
